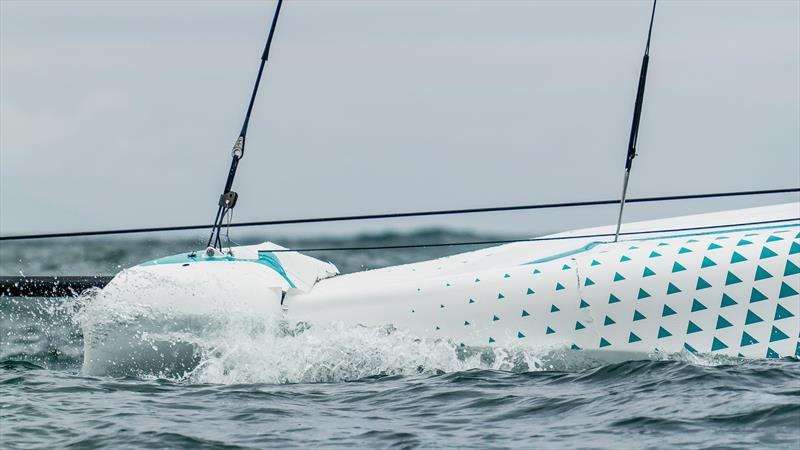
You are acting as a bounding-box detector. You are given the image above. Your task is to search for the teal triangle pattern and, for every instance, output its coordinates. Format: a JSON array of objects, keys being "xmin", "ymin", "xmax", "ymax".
[
  {"xmin": 546, "ymin": 327, "xmax": 555, "ymax": 335},
  {"xmin": 488, "ymin": 337, "xmax": 495, "ymax": 343},
  {"xmin": 711, "ymin": 337, "xmax": 728, "ymax": 351},
  {"xmin": 707, "ymin": 242, "xmax": 722, "ymax": 250},
  {"xmin": 658, "ymin": 242, "xmax": 670, "ymax": 247},
  {"xmin": 517, "ymin": 331, "xmax": 526, "ymax": 339},
  {"xmin": 469, "ymin": 298, "xmax": 476, "ymax": 304},
  {"xmin": 464, "ymin": 320, "xmax": 470, "ymax": 326},
  {"xmin": 701, "ymin": 256, "xmax": 717, "ymax": 268},
  {"xmin": 643, "ymin": 267, "xmax": 656, "ymax": 277},
  {"xmin": 766, "ymin": 347, "xmax": 779, "ymax": 358},
  {"xmin": 774, "ymin": 304, "xmax": 794, "ymax": 321},
  {"xmin": 498, "ymin": 293, "xmax": 505, "ymax": 299},
  {"xmin": 504, "ymin": 273, "xmax": 511, "ymax": 278},
  {"xmin": 691, "ymin": 299, "xmax": 707, "ymax": 312},
  {"xmin": 790, "ymin": 242, "xmax": 800, "ymax": 255},
  {"xmin": 599, "ymin": 337, "xmax": 611, "ymax": 348},
  {"xmin": 721, "ymin": 294, "xmax": 737, "ymax": 308},
  {"xmin": 637, "ymin": 289, "xmax": 651, "ymax": 299},
  {"xmin": 737, "ymin": 239, "xmax": 752, "ymax": 246},
  {"xmin": 475, "ymin": 278, "xmax": 481, "ymax": 282},
  {"xmin": 662, "ymin": 304, "xmax": 677, "ymax": 316},
  {"xmin": 745, "ymin": 310, "xmax": 763, "ymax": 325},
  {"xmin": 784, "ymin": 260, "xmax": 800, "ymax": 276},
  {"xmin": 687, "ymin": 239, "xmax": 699, "ymax": 243},
  {"xmin": 628, "ymin": 332, "xmax": 642, "ymax": 343},
  {"xmin": 779, "ymin": 282, "xmax": 798, "ymax": 298},
  {"xmin": 570, "ymin": 344, "xmax": 580, "ymax": 350},
  {"xmin": 492, "ymin": 315, "xmax": 500, "ymax": 321},
  {"xmin": 633, "ymin": 310, "xmax": 647, "ymax": 321},
  {"xmin": 696, "ymin": 277, "xmax": 712, "ymax": 290},
  {"xmin": 527, "ymin": 288, "xmax": 535, "ymax": 295},
  {"xmin": 687, "ymin": 321, "xmax": 702, "ymax": 334},
  {"xmin": 730, "ymin": 252, "xmax": 747, "ymax": 264},
  {"xmin": 759, "ymin": 247, "xmax": 778, "ymax": 259},
  {"xmin": 649, "ymin": 251, "xmax": 661, "ymax": 258},
  {"xmin": 562, "ymin": 264, "xmax": 571, "ymax": 270},
  {"xmin": 754, "ymin": 266, "xmax": 773, "ymax": 281},
  {"xmin": 521, "ymin": 310, "xmax": 530, "ymax": 317},
  {"xmin": 716, "ymin": 315, "xmax": 733, "ymax": 329},
  {"xmin": 740, "ymin": 331, "xmax": 758, "ymax": 347},
  {"xmin": 555, "ymin": 283, "xmax": 565, "ymax": 291},
  {"xmin": 678, "ymin": 247, "xmax": 692, "ymax": 254},
  {"xmin": 672, "ymin": 262, "xmax": 686, "ymax": 273},
  {"xmin": 533, "ymin": 268, "xmax": 541, "ymax": 274},
  {"xmin": 667, "ymin": 283, "xmax": 682, "ymax": 295},
  {"xmin": 610, "ymin": 294, "xmax": 622, "ymax": 303},
  {"xmin": 604, "ymin": 315, "xmax": 616, "ymax": 326},
  {"xmin": 580, "ymin": 299, "xmax": 590, "ymax": 308},
  {"xmin": 550, "ymin": 305, "xmax": 560, "ymax": 313},
  {"xmin": 614, "ymin": 272, "xmax": 626, "ymax": 282},
  {"xmin": 584, "ymin": 278, "xmax": 595, "ymax": 286},
  {"xmin": 684, "ymin": 343, "xmax": 697, "ymax": 353},
  {"xmin": 750, "ymin": 288, "xmax": 768, "ymax": 303},
  {"xmin": 575, "ymin": 321, "xmax": 585, "ymax": 330},
  {"xmin": 766, "ymin": 235, "xmax": 783, "ymax": 242},
  {"xmin": 658, "ymin": 327, "xmax": 672, "ymax": 338},
  {"xmin": 725, "ymin": 271, "xmax": 742, "ymax": 286},
  {"xmin": 770, "ymin": 326, "xmax": 789, "ymax": 342},
  {"xmin": 591, "ymin": 259, "xmax": 601, "ymax": 266},
  {"xmin": 620, "ymin": 255, "xmax": 631, "ymax": 262}
]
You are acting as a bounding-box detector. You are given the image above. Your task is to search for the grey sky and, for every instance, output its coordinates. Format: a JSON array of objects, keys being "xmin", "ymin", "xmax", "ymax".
[{"xmin": 1, "ymin": 0, "xmax": 798, "ymax": 239}]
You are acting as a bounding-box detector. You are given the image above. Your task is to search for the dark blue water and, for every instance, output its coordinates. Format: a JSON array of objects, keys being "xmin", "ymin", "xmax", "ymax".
[{"xmin": 2, "ymin": 232, "xmax": 799, "ymax": 449}]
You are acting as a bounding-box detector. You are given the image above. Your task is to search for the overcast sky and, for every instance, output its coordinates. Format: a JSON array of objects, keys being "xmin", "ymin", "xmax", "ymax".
[{"xmin": 1, "ymin": 0, "xmax": 798, "ymax": 239}]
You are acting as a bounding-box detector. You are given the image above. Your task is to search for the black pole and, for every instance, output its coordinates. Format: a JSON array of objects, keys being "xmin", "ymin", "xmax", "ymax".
[
  {"xmin": 614, "ymin": 0, "xmax": 657, "ymax": 242},
  {"xmin": 207, "ymin": 0, "xmax": 284, "ymax": 251}
]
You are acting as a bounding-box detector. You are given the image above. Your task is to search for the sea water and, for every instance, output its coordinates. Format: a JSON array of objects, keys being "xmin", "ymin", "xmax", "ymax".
[{"xmin": 1, "ymin": 231, "xmax": 798, "ymax": 449}]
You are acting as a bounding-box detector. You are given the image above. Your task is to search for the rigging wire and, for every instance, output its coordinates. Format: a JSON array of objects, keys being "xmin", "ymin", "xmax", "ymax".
[{"xmin": 0, "ymin": 187, "xmax": 797, "ymax": 241}]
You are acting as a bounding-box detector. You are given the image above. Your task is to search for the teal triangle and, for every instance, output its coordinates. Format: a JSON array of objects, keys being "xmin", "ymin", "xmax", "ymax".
[
  {"xmin": 562, "ymin": 264, "xmax": 571, "ymax": 270},
  {"xmin": 637, "ymin": 288, "xmax": 651, "ymax": 300},
  {"xmin": 770, "ymin": 326, "xmax": 789, "ymax": 342},
  {"xmin": 667, "ymin": 283, "xmax": 682, "ymax": 295},
  {"xmin": 550, "ymin": 304, "xmax": 560, "ymax": 313},
  {"xmin": 658, "ymin": 242, "xmax": 670, "ymax": 247},
  {"xmin": 730, "ymin": 252, "xmax": 747, "ymax": 264},
  {"xmin": 526, "ymin": 288, "xmax": 535, "ymax": 295},
  {"xmin": 707, "ymin": 243, "xmax": 722, "ymax": 250},
  {"xmin": 497, "ymin": 293, "xmax": 505, "ymax": 299},
  {"xmin": 779, "ymin": 282, "xmax": 798, "ymax": 298},
  {"xmin": 533, "ymin": 268, "xmax": 542, "ymax": 274},
  {"xmin": 591, "ymin": 259, "xmax": 601, "ymax": 266},
  {"xmin": 435, "ymin": 326, "xmax": 440, "ymax": 330},
  {"xmin": 716, "ymin": 236, "xmax": 730, "ymax": 240},
  {"xmin": 579, "ymin": 299, "xmax": 590, "ymax": 308},
  {"xmin": 620, "ymin": 255, "xmax": 631, "ymax": 262},
  {"xmin": 643, "ymin": 267, "xmax": 656, "ymax": 277},
  {"xmin": 662, "ymin": 304, "xmax": 677, "ymax": 316},
  {"xmin": 604, "ymin": 315, "xmax": 616, "ymax": 326},
  {"xmin": 517, "ymin": 331, "xmax": 526, "ymax": 339},
  {"xmin": 469, "ymin": 298, "xmax": 476, "ymax": 304},
  {"xmin": 750, "ymin": 288, "xmax": 768, "ymax": 303},
  {"xmin": 464, "ymin": 320, "xmax": 470, "ymax": 326},
  {"xmin": 687, "ymin": 321, "xmax": 702, "ymax": 334},
  {"xmin": 766, "ymin": 235, "xmax": 784, "ymax": 242},
  {"xmin": 759, "ymin": 247, "xmax": 778, "ymax": 259},
  {"xmin": 492, "ymin": 315, "xmax": 500, "ymax": 321},
  {"xmin": 599, "ymin": 337, "xmax": 611, "ymax": 348},
  {"xmin": 545, "ymin": 327, "xmax": 555, "ymax": 335},
  {"xmin": 570, "ymin": 344, "xmax": 580, "ymax": 350},
  {"xmin": 687, "ymin": 239, "xmax": 699, "ymax": 243},
  {"xmin": 766, "ymin": 347, "xmax": 779, "ymax": 358},
  {"xmin": 725, "ymin": 271, "xmax": 742, "ymax": 286},
  {"xmin": 440, "ymin": 304, "xmax": 445, "ymax": 308},
  {"xmin": 657, "ymin": 326, "xmax": 672, "ymax": 338},
  {"xmin": 754, "ymin": 266, "xmax": 773, "ymax": 281},
  {"xmin": 696, "ymin": 277, "xmax": 712, "ymax": 290},
  {"xmin": 521, "ymin": 310, "xmax": 530, "ymax": 317},
  {"xmin": 745, "ymin": 310, "xmax": 763, "ymax": 325},
  {"xmin": 504, "ymin": 273, "xmax": 511, "ymax": 278},
  {"xmin": 475, "ymin": 278, "xmax": 480, "ymax": 283},
  {"xmin": 797, "ymin": 342, "xmax": 800, "ymax": 357},
  {"xmin": 613, "ymin": 272, "xmax": 625, "ymax": 282},
  {"xmin": 678, "ymin": 247, "xmax": 692, "ymax": 254},
  {"xmin": 633, "ymin": 310, "xmax": 647, "ymax": 321},
  {"xmin": 649, "ymin": 251, "xmax": 661, "ymax": 258},
  {"xmin": 629, "ymin": 245, "xmax": 639, "ymax": 250},
  {"xmin": 716, "ymin": 315, "xmax": 733, "ymax": 329},
  {"xmin": 774, "ymin": 304, "xmax": 794, "ymax": 321},
  {"xmin": 575, "ymin": 321, "xmax": 585, "ymax": 330},
  {"xmin": 720, "ymin": 294, "xmax": 738, "ymax": 308},
  {"xmin": 488, "ymin": 337, "xmax": 495, "ymax": 343},
  {"xmin": 711, "ymin": 337, "xmax": 728, "ymax": 351},
  {"xmin": 701, "ymin": 256, "xmax": 717, "ymax": 268},
  {"xmin": 691, "ymin": 298, "xmax": 707, "ymax": 312},
  {"xmin": 790, "ymin": 242, "xmax": 800, "ymax": 255},
  {"xmin": 737, "ymin": 239, "xmax": 752, "ymax": 246},
  {"xmin": 684, "ymin": 342, "xmax": 697, "ymax": 353},
  {"xmin": 628, "ymin": 332, "xmax": 642, "ymax": 343},
  {"xmin": 555, "ymin": 282, "xmax": 565, "ymax": 291},
  {"xmin": 784, "ymin": 260, "xmax": 800, "ymax": 276},
  {"xmin": 672, "ymin": 262, "xmax": 686, "ymax": 273},
  {"xmin": 610, "ymin": 294, "xmax": 622, "ymax": 304},
  {"xmin": 740, "ymin": 331, "xmax": 758, "ymax": 347},
  {"xmin": 584, "ymin": 277, "xmax": 595, "ymax": 286}
]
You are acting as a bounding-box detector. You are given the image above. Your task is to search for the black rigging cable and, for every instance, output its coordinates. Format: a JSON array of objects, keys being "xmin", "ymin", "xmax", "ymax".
[
  {"xmin": 207, "ymin": 0, "xmax": 284, "ymax": 252},
  {"xmin": 0, "ymin": 187, "xmax": 797, "ymax": 241},
  {"xmin": 614, "ymin": 0, "xmax": 658, "ymax": 242}
]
